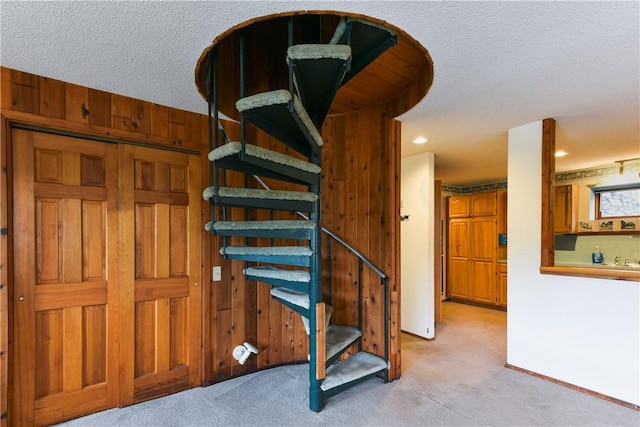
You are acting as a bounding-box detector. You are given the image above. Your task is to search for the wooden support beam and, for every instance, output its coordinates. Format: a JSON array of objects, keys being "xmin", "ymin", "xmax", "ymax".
[{"xmin": 315, "ymin": 302, "xmax": 326, "ymax": 380}]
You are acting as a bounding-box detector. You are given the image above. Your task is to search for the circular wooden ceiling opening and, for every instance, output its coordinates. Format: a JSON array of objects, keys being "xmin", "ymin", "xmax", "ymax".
[{"xmin": 195, "ymin": 11, "xmax": 433, "ymax": 121}]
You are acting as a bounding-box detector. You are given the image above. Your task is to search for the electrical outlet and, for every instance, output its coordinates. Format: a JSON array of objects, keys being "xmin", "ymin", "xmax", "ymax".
[{"xmin": 212, "ymin": 266, "xmax": 221, "ymax": 281}]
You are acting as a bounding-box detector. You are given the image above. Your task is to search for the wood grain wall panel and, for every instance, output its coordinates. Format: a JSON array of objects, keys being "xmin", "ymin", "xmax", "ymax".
[
  {"xmin": 88, "ymin": 89, "xmax": 111, "ymax": 128},
  {"xmin": 214, "ymin": 308, "xmax": 232, "ymax": 381},
  {"xmin": 132, "ymin": 99, "xmax": 152, "ymax": 135},
  {"xmin": 39, "ymin": 77, "xmax": 66, "ymax": 119},
  {"xmin": 110, "ymin": 94, "xmax": 132, "ymax": 131},
  {"xmin": 64, "ymin": 83, "xmax": 90, "ymax": 123},
  {"xmin": 10, "ymin": 69, "xmax": 39, "ymax": 114}
]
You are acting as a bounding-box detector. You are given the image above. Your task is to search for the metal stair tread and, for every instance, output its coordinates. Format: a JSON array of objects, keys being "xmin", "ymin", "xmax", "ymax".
[
  {"xmin": 321, "ymin": 352, "xmax": 387, "ymax": 392},
  {"xmin": 203, "ymin": 186, "xmax": 318, "ymax": 202},
  {"xmin": 208, "ymin": 141, "xmax": 321, "ymax": 174},
  {"xmin": 245, "ymin": 266, "xmax": 311, "ymax": 283}
]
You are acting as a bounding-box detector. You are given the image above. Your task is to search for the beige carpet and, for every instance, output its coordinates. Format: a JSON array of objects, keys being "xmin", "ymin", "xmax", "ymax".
[{"xmin": 58, "ymin": 302, "xmax": 639, "ymax": 426}]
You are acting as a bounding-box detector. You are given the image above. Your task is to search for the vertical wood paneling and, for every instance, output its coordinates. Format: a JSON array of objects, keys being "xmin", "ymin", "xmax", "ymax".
[
  {"xmin": 168, "ymin": 109, "xmax": 186, "ymax": 146},
  {"xmin": 111, "ymin": 94, "xmax": 132, "ymax": 131},
  {"xmin": 64, "ymin": 83, "xmax": 90, "ymax": 123},
  {"xmin": 151, "ymin": 104, "xmax": 169, "ymax": 138},
  {"xmin": 88, "ymin": 89, "xmax": 111, "ymax": 127},
  {"xmin": 39, "ymin": 77, "xmax": 65, "ymax": 119},
  {"xmin": 11, "ymin": 69, "xmax": 39, "ymax": 114},
  {"xmin": 132, "ymin": 99, "xmax": 152, "ymax": 135},
  {"xmin": 215, "ymin": 308, "xmax": 232, "ymax": 380}
]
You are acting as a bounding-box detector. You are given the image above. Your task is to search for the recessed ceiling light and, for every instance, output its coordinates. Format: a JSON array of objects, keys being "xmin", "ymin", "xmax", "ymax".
[
  {"xmin": 413, "ymin": 136, "xmax": 428, "ymax": 144},
  {"xmin": 555, "ymin": 150, "xmax": 568, "ymax": 157}
]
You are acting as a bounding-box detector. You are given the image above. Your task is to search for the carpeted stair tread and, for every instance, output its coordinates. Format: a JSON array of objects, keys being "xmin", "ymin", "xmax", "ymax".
[
  {"xmin": 245, "ymin": 266, "xmax": 311, "ymax": 283},
  {"xmin": 270, "ymin": 287, "xmax": 310, "ymax": 309},
  {"xmin": 286, "ymin": 45, "xmax": 352, "ymax": 129},
  {"xmin": 329, "ymin": 17, "xmax": 397, "ymax": 86},
  {"xmin": 203, "ymin": 186, "xmax": 318, "ymax": 202},
  {"xmin": 206, "ymin": 219, "xmax": 315, "ymax": 233},
  {"xmin": 208, "ymin": 141, "xmax": 321, "ymax": 174},
  {"xmin": 321, "ymin": 352, "xmax": 387, "ymax": 392},
  {"xmin": 221, "ymin": 246, "xmax": 312, "ymax": 257},
  {"xmin": 325, "ymin": 324, "xmax": 361, "ymax": 361},
  {"xmin": 287, "ymin": 44, "xmax": 351, "ymax": 61},
  {"xmin": 235, "ymin": 89, "xmax": 323, "ymax": 154}
]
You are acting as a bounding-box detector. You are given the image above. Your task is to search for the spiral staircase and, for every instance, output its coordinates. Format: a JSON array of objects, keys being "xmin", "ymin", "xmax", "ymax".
[{"xmin": 203, "ymin": 16, "xmax": 396, "ymax": 412}]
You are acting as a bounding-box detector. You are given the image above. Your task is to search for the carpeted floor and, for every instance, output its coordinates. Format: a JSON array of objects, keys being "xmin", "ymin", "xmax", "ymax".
[{"xmin": 58, "ymin": 302, "xmax": 639, "ymax": 426}]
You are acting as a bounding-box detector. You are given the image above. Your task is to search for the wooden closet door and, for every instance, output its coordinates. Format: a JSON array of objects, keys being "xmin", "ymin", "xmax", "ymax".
[
  {"xmin": 118, "ymin": 145, "xmax": 202, "ymax": 404},
  {"xmin": 12, "ymin": 130, "xmax": 118, "ymax": 426}
]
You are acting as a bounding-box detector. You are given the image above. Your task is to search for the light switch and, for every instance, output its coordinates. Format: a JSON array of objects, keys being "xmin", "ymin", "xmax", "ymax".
[{"xmin": 212, "ymin": 266, "xmax": 222, "ymax": 281}]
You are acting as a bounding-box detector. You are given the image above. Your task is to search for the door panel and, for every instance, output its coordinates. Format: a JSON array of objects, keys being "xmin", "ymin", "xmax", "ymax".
[
  {"xmin": 13, "ymin": 130, "xmax": 117, "ymax": 426},
  {"xmin": 123, "ymin": 145, "xmax": 201, "ymax": 404}
]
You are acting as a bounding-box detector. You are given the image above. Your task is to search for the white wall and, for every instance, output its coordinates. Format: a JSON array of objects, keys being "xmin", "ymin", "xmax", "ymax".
[
  {"xmin": 507, "ymin": 121, "xmax": 640, "ymax": 405},
  {"xmin": 400, "ymin": 152, "xmax": 435, "ymax": 338}
]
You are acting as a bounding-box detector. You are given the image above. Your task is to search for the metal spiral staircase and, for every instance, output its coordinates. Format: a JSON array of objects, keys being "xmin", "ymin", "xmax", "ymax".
[{"xmin": 203, "ymin": 16, "xmax": 396, "ymax": 411}]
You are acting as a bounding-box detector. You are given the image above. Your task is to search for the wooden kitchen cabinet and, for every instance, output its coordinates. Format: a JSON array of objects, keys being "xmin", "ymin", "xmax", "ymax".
[
  {"xmin": 449, "ymin": 195, "xmax": 470, "ymax": 217},
  {"xmin": 497, "ymin": 263, "xmax": 507, "ymax": 307},
  {"xmin": 447, "ymin": 190, "xmax": 504, "ymax": 309},
  {"xmin": 554, "ymin": 184, "xmax": 579, "ymax": 233},
  {"xmin": 448, "ymin": 219, "xmax": 472, "ymax": 299},
  {"xmin": 471, "ymin": 191, "xmax": 498, "ymax": 216}
]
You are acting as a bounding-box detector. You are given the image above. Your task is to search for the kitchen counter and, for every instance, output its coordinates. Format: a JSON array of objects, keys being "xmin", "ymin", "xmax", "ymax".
[{"xmin": 555, "ymin": 261, "xmax": 640, "ymax": 271}]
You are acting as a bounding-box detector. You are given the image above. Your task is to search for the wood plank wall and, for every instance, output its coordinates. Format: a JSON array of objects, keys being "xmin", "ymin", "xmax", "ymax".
[{"xmin": 1, "ymin": 66, "xmax": 405, "ymax": 421}]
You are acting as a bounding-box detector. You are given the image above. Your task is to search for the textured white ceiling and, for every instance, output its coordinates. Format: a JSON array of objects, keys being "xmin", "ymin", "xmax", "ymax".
[{"xmin": 1, "ymin": 1, "xmax": 638, "ymax": 185}]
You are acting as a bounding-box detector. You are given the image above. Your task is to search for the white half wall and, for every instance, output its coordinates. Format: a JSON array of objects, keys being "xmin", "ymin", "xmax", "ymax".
[
  {"xmin": 400, "ymin": 152, "xmax": 435, "ymax": 338},
  {"xmin": 507, "ymin": 121, "xmax": 640, "ymax": 405}
]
